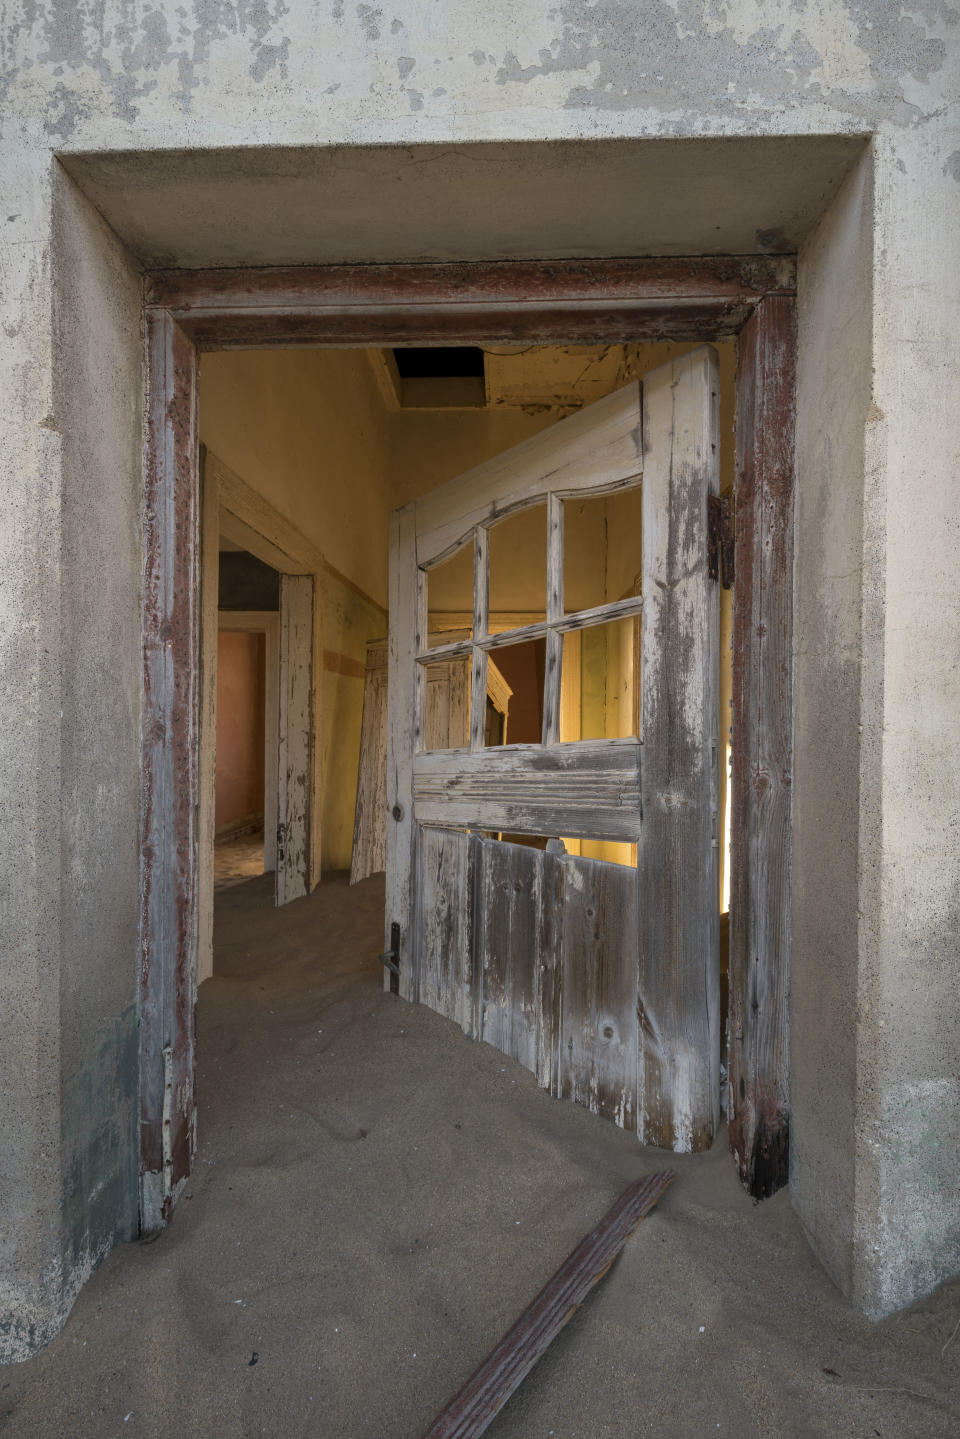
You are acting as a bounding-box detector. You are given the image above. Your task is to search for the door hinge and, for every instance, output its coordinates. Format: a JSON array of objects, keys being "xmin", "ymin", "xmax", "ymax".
[
  {"xmin": 707, "ymin": 491, "xmax": 735, "ymax": 589},
  {"xmin": 379, "ymin": 920, "xmax": 401, "ymax": 995},
  {"xmin": 276, "ymin": 821, "xmax": 286, "ymax": 863}
]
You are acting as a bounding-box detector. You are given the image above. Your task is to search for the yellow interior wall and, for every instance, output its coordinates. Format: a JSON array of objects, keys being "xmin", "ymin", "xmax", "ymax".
[{"xmin": 200, "ymin": 349, "xmax": 392, "ymax": 607}]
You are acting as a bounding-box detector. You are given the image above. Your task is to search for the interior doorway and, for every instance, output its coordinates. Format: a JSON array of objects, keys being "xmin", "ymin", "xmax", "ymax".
[
  {"xmin": 140, "ymin": 260, "xmax": 795, "ymax": 1230},
  {"xmin": 196, "ymin": 341, "xmax": 735, "ymax": 1124},
  {"xmin": 215, "ymin": 548, "xmax": 281, "ymax": 889}
]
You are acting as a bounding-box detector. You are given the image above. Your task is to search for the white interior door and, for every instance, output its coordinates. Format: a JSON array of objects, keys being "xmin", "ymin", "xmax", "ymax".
[
  {"xmin": 276, "ymin": 574, "xmax": 314, "ymax": 905},
  {"xmin": 385, "ymin": 349, "xmax": 721, "ymax": 1151}
]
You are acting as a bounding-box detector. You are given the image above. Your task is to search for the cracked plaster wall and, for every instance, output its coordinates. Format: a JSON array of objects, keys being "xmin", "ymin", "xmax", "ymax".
[{"xmin": 0, "ymin": 0, "xmax": 958, "ymax": 1354}]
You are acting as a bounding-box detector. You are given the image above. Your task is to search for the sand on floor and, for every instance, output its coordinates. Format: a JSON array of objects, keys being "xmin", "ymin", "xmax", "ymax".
[{"xmin": 2, "ymin": 872, "xmax": 958, "ymax": 1438}]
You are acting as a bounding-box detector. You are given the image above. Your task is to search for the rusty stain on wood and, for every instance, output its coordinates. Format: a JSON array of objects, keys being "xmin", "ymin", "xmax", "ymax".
[
  {"xmin": 139, "ymin": 307, "xmax": 200, "ymax": 1222},
  {"xmin": 145, "ymin": 258, "xmax": 796, "ymax": 351},
  {"xmin": 422, "ymin": 1170, "xmax": 674, "ymax": 1439},
  {"xmin": 729, "ymin": 294, "xmax": 796, "ymax": 1199}
]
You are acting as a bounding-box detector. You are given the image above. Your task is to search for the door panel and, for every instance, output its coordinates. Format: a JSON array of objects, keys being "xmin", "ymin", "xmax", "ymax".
[
  {"xmin": 417, "ymin": 825, "xmax": 476, "ymax": 1030},
  {"xmin": 386, "ymin": 351, "xmax": 720, "ymax": 1152},
  {"xmin": 637, "ymin": 349, "xmax": 721, "ymax": 1150},
  {"xmin": 477, "ymin": 836, "xmax": 543, "ymax": 1076},
  {"xmin": 558, "ymin": 852, "xmax": 639, "ymax": 1130},
  {"xmin": 276, "ymin": 574, "xmax": 313, "ymax": 905}
]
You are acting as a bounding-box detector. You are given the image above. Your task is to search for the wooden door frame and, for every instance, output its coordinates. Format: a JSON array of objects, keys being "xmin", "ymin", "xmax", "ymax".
[{"xmin": 140, "ymin": 257, "xmax": 795, "ymax": 1227}]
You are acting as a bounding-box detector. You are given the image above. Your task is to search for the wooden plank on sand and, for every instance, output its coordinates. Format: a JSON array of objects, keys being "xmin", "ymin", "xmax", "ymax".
[{"xmin": 422, "ymin": 1170, "xmax": 674, "ymax": 1439}]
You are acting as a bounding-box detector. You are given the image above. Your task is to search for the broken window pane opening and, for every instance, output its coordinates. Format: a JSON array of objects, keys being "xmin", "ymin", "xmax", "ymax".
[
  {"xmin": 479, "ymin": 636, "xmax": 543, "ymax": 747},
  {"xmin": 563, "ymin": 483, "xmax": 643, "ymax": 615},
  {"xmin": 419, "ymin": 650, "xmax": 512, "ymax": 753},
  {"xmin": 558, "ymin": 616, "xmax": 639, "ymax": 745},
  {"xmin": 487, "ymin": 502, "xmax": 548, "ymax": 627},
  {"xmin": 423, "ymin": 537, "xmax": 475, "ymax": 641}
]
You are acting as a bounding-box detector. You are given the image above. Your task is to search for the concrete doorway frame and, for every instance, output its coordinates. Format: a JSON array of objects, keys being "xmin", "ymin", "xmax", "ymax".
[{"xmin": 139, "ymin": 258, "xmax": 796, "ymax": 1229}]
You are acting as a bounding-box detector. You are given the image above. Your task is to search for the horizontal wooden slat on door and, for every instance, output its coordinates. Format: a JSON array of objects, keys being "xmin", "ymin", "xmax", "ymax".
[{"xmin": 412, "ymin": 740, "xmax": 641, "ymax": 840}]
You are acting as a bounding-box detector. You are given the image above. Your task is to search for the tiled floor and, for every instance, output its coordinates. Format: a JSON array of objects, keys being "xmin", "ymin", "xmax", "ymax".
[{"xmin": 213, "ymin": 830, "xmax": 266, "ymax": 889}]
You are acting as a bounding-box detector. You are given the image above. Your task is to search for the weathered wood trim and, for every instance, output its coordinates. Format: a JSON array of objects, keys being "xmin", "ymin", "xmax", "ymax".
[
  {"xmin": 537, "ymin": 840, "xmax": 566, "ymax": 1094},
  {"xmin": 637, "ymin": 345, "xmax": 721, "ymax": 1153},
  {"xmin": 554, "ymin": 594, "xmax": 645, "ymax": 634},
  {"xmin": 139, "ymin": 308, "xmax": 199, "ymax": 1229},
  {"xmin": 413, "ymin": 740, "xmax": 641, "ymax": 839},
  {"xmin": 196, "ymin": 449, "xmax": 219, "ymax": 988},
  {"xmin": 276, "ymin": 575, "xmax": 315, "ymax": 904},
  {"xmin": 469, "ymin": 529, "xmax": 489, "ymax": 753},
  {"xmin": 559, "ymin": 853, "xmax": 639, "ymax": 1129},
  {"xmin": 416, "ymin": 637, "xmax": 475, "ymax": 665},
  {"xmin": 145, "ymin": 256, "xmax": 796, "ymax": 349},
  {"xmin": 541, "ymin": 629, "xmax": 563, "ymax": 747},
  {"xmin": 729, "ymin": 294, "xmax": 796, "ymax": 1198},
  {"xmin": 542, "ymin": 460, "xmax": 575, "ymax": 751},
  {"xmin": 350, "ymin": 638, "xmax": 389, "ymax": 885},
  {"xmin": 386, "ymin": 505, "xmax": 420, "ymax": 999}
]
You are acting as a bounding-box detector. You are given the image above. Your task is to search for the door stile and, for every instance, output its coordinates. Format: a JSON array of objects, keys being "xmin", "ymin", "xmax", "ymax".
[
  {"xmin": 637, "ymin": 346, "xmax": 721, "ymax": 1152},
  {"xmin": 386, "ymin": 503, "xmax": 421, "ymax": 1000},
  {"xmin": 276, "ymin": 575, "xmax": 314, "ymax": 905},
  {"xmin": 470, "ymin": 528, "xmax": 490, "ymax": 752},
  {"xmin": 139, "ymin": 307, "xmax": 200, "ymax": 1232},
  {"xmin": 543, "ymin": 493, "xmax": 565, "ymax": 745},
  {"xmin": 729, "ymin": 294, "xmax": 795, "ymax": 1197}
]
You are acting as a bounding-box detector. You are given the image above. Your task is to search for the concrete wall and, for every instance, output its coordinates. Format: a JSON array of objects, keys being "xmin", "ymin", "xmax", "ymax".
[
  {"xmin": 1, "ymin": 0, "xmax": 958, "ymax": 1356},
  {"xmin": 0, "ymin": 158, "xmax": 143, "ymax": 1361},
  {"xmin": 791, "ymin": 150, "xmax": 876, "ymax": 1304}
]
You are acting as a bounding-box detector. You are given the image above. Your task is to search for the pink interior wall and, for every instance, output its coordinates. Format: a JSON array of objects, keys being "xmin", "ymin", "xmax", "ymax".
[{"xmin": 215, "ymin": 630, "xmax": 266, "ymax": 831}]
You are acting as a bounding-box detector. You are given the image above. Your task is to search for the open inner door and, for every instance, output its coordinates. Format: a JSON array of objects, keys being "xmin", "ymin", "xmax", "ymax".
[{"xmin": 386, "ymin": 347, "xmax": 721, "ymax": 1153}]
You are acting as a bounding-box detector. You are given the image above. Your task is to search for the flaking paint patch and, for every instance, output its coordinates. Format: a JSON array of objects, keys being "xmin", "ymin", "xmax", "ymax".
[
  {"xmin": 357, "ymin": 4, "xmax": 382, "ymax": 41},
  {"xmin": 28, "ymin": 0, "xmax": 296, "ymax": 121},
  {"xmin": 493, "ymin": 0, "xmax": 950, "ymax": 125}
]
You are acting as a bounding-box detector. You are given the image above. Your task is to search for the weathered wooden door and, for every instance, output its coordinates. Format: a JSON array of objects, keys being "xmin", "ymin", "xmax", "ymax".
[
  {"xmin": 386, "ymin": 348, "xmax": 721, "ymax": 1152},
  {"xmin": 276, "ymin": 574, "xmax": 314, "ymax": 904}
]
